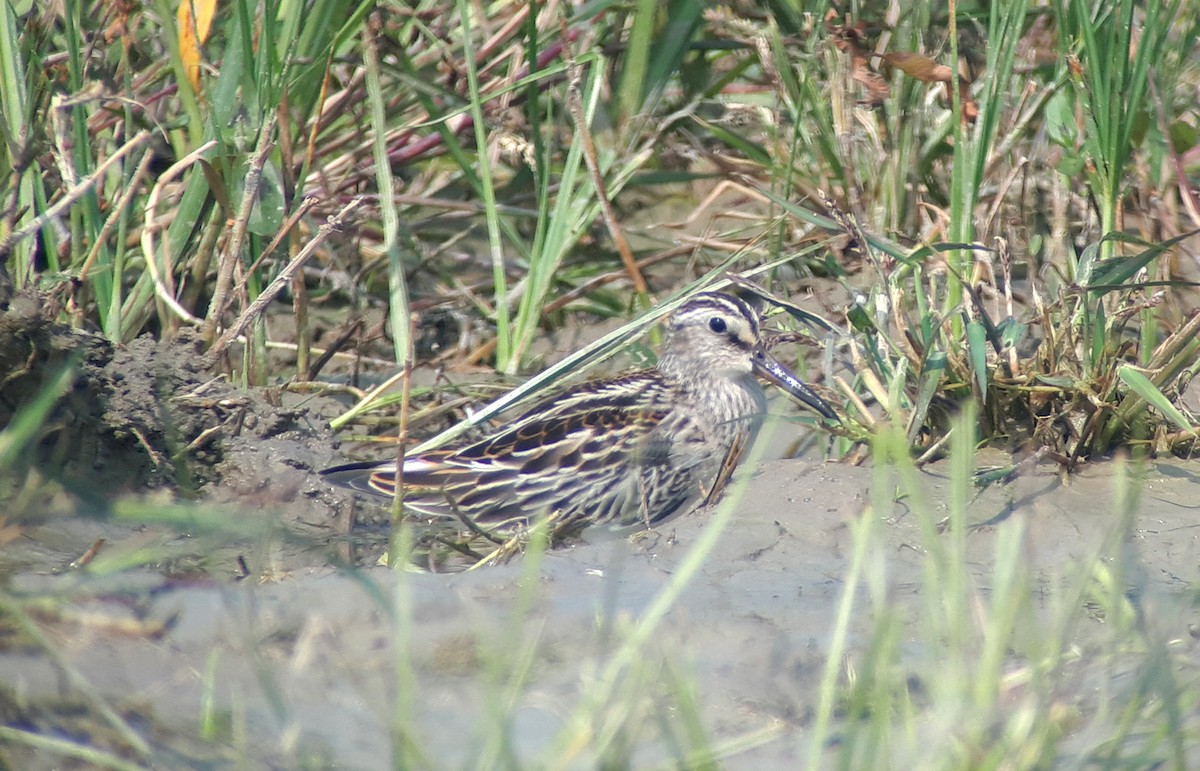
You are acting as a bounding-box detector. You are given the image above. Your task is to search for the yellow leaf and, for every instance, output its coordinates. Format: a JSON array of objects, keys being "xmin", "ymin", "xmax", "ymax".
[{"xmin": 177, "ymin": 0, "xmax": 218, "ymax": 94}]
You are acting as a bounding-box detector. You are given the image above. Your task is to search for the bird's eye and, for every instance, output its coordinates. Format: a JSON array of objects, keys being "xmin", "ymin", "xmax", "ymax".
[{"xmin": 708, "ymin": 317, "xmax": 727, "ymax": 334}]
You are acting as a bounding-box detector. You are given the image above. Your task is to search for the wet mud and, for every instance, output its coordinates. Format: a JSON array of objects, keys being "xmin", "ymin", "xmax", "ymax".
[{"xmin": 1, "ymin": 293, "xmax": 1198, "ymax": 767}]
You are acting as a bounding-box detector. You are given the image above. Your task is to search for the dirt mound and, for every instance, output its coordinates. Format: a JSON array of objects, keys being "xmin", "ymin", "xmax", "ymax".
[{"xmin": 0, "ymin": 288, "xmax": 347, "ymax": 532}]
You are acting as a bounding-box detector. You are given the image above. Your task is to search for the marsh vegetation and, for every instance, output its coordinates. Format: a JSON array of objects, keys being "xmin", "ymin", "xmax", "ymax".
[{"xmin": 1, "ymin": 0, "xmax": 1198, "ymax": 767}]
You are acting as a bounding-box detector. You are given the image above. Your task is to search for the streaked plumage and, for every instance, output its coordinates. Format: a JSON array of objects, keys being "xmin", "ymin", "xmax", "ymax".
[{"xmin": 322, "ymin": 292, "xmax": 837, "ymax": 537}]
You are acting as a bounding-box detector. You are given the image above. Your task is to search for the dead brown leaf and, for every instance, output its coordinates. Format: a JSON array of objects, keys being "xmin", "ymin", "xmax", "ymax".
[
  {"xmin": 825, "ymin": 13, "xmax": 978, "ymax": 123},
  {"xmin": 883, "ymin": 51, "xmax": 978, "ymax": 124}
]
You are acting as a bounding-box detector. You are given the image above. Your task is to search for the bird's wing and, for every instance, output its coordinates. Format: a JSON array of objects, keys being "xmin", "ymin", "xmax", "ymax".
[{"xmin": 335, "ymin": 370, "xmax": 681, "ymax": 530}]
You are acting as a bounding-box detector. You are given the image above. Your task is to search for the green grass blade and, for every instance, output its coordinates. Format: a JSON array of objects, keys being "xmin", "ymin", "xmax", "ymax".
[
  {"xmin": 643, "ymin": 0, "xmax": 703, "ymax": 103},
  {"xmin": 616, "ymin": 0, "xmax": 657, "ymax": 121},
  {"xmin": 0, "ymin": 0, "xmax": 38, "ymax": 286},
  {"xmin": 456, "ymin": 0, "xmax": 511, "ymax": 369},
  {"xmin": 509, "ymin": 58, "xmax": 605, "ymax": 370},
  {"xmin": 1084, "ymin": 229, "xmax": 1200, "ymax": 293},
  {"xmin": 0, "ymin": 359, "xmax": 76, "ymax": 466},
  {"xmin": 1117, "ymin": 365, "xmax": 1196, "ymax": 434},
  {"xmin": 363, "ymin": 13, "xmax": 410, "ymax": 367},
  {"xmin": 966, "ymin": 319, "xmax": 988, "ymax": 401}
]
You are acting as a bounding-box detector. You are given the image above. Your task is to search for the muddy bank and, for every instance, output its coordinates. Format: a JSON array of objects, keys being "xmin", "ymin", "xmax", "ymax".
[
  {"xmin": 1, "ymin": 295, "xmax": 1198, "ymax": 767},
  {"xmin": 2, "ymin": 451, "xmax": 1199, "ymax": 767}
]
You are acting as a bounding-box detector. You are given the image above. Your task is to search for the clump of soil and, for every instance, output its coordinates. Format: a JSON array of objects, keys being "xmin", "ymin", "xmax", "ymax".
[{"xmin": 0, "ymin": 286, "xmax": 350, "ymax": 538}]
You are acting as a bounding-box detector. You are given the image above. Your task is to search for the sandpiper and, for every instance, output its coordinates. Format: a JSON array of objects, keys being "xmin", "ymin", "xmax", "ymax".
[{"xmin": 322, "ymin": 292, "xmax": 837, "ymax": 536}]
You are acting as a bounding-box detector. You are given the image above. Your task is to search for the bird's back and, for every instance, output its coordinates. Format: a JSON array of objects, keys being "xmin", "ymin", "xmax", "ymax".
[{"xmin": 390, "ymin": 368, "xmax": 759, "ymax": 533}]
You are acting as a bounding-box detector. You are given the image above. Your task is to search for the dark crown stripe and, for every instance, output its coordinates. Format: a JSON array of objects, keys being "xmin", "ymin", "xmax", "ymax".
[{"xmin": 677, "ymin": 292, "xmax": 760, "ymax": 337}]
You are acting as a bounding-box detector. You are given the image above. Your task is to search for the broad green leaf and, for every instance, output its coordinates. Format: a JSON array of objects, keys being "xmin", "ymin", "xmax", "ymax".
[
  {"xmin": 1118, "ymin": 365, "xmax": 1196, "ymax": 434},
  {"xmin": 967, "ymin": 320, "xmax": 988, "ymax": 399},
  {"xmin": 1035, "ymin": 374, "xmax": 1076, "ymax": 389},
  {"xmin": 616, "ymin": 0, "xmax": 656, "ymax": 120},
  {"xmin": 1168, "ymin": 119, "xmax": 1198, "ymax": 154},
  {"xmin": 846, "ymin": 302, "xmax": 875, "ymax": 333},
  {"xmin": 997, "ymin": 317, "xmax": 1027, "ymax": 349},
  {"xmin": 908, "ymin": 351, "xmax": 945, "ymax": 442},
  {"xmin": 1075, "ymin": 240, "xmax": 1100, "ymax": 286},
  {"xmin": 1085, "ymin": 229, "xmax": 1200, "ymax": 292},
  {"xmin": 1044, "ymin": 88, "xmax": 1076, "ymax": 148}
]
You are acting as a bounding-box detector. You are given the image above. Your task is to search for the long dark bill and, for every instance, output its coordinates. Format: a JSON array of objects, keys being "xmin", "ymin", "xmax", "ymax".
[{"xmin": 752, "ymin": 347, "xmax": 839, "ymax": 421}]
